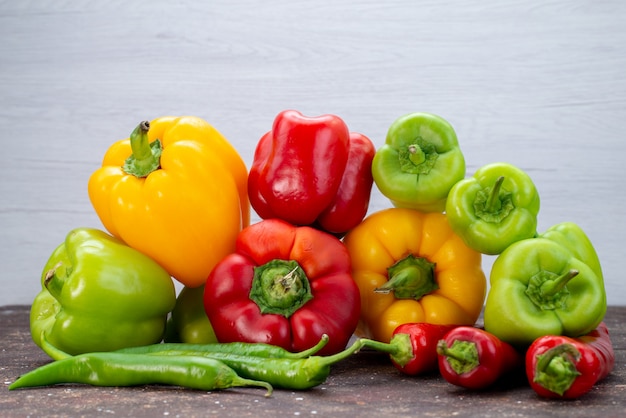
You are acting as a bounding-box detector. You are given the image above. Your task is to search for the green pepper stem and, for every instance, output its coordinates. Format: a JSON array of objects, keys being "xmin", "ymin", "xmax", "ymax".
[
  {"xmin": 43, "ymin": 262, "xmax": 65, "ymax": 301},
  {"xmin": 436, "ymin": 339, "xmax": 479, "ymax": 375},
  {"xmin": 374, "ymin": 254, "xmax": 437, "ymax": 300},
  {"xmin": 486, "ymin": 176, "xmax": 505, "ymax": 212},
  {"xmin": 541, "ymin": 269, "xmax": 579, "ymax": 297},
  {"xmin": 408, "ymin": 144, "xmax": 426, "ymax": 165},
  {"xmin": 533, "ymin": 343, "xmax": 582, "ymax": 396},
  {"xmin": 122, "ymin": 121, "xmax": 162, "ymax": 178}
]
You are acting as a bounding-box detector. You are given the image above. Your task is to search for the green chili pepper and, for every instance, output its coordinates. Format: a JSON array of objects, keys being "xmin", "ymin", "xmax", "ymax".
[
  {"xmin": 372, "ymin": 112, "xmax": 466, "ymax": 212},
  {"xmin": 140, "ymin": 339, "xmax": 365, "ymax": 390},
  {"xmin": 484, "ymin": 222, "xmax": 606, "ymax": 347},
  {"xmin": 445, "ymin": 162, "xmax": 540, "ymax": 255},
  {"xmin": 42, "ymin": 332, "xmax": 330, "ymax": 362},
  {"xmin": 8, "ymin": 352, "xmax": 273, "ymax": 396}
]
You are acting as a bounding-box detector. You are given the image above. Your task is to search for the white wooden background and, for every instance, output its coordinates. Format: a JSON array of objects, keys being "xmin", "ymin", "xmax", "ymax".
[{"xmin": 1, "ymin": 0, "xmax": 625, "ymax": 306}]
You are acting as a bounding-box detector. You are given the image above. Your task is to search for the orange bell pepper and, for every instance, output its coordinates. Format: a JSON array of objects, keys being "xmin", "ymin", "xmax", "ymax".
[
  {"xmin": 88, "ymin": 116, "xmax": 249, "ymax": 288},
  {"xmin": 343, "ymin": 208, "xmax": 486, "ymax": 343}
]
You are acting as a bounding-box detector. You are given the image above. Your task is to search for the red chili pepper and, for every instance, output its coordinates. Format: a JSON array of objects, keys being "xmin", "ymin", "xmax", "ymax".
[
  {"xmin": 248, "ymin": 109, "xmax": 375, "ymax": 236},
  {"xmin": 436, "ymin": 326, "xmax": 522, "ymax": 390},
  {"xmin": 359, "ymin": 323, "xmax": 457, "ymax": 376},
  {"xmin": 526, "ymin": 322, "xmax": 615, "ymax": 399}
]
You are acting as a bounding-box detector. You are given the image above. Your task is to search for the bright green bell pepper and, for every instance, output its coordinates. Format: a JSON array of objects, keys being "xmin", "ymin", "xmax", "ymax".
[
  {"xmin": 372, "ymin": 112, "xmax": 465, "ymax": 212},
  {"xmin": 30, "ymin": 228, "xmax": 176, "ymax": 356},
  {"xmin": 445, "ymin": 162, "xmax": 540, "ymax": 255},
  {"xmin": 164, "ymin": 285, "xmax": 218, "ymax": 344},
  {"xmin": 484, "ymin": 222, "xmax": 606, "ymax": 347}
]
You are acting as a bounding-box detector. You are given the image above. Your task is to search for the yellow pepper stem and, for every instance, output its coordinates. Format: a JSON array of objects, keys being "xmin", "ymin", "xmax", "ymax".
[
  {"xmin": 374, "ymin": 254, "xmax": 437, "ymax": 300},
  {"xmin": 123, "ymin": 121, "xmax": 162, "ymax": 178}
]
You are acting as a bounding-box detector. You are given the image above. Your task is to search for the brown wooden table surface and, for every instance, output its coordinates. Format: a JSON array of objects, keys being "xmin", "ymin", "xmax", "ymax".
[{"xmin": 1, "ymin": 305, "xmax": 624, "ymax": 417}]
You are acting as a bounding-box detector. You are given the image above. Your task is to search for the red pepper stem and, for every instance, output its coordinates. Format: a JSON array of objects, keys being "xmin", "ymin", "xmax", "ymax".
[
  {"xmin": 359, "ymin": 334, "xmax": 414, "ymax": 367},
  {"xmin": 249, "ymin": 259, "xmax": 313, "ymax": 318},
  {"xmin": 486, "ymin": 176, "xmax": 505, "ymax": 212},
  {"xmin": 533, "ymin": 343, "xmax": 582, "ymax": 396},
  {"xmin": 541, "ymin": 269, "xmax": 579, "ymax": 297},
  {"xmin": 123, "ymin": 121, "xmax": 162, "ymax": 178},
  {"xmin": 436, "ymin": 339, "xmax": 480, "ymax": 374}
]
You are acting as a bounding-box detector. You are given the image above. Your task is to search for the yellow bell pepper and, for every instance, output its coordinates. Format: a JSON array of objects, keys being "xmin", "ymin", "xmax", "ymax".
[
  {"xmin": 343, "ymin": 208, "xmax": 486, "ymax": 343},
  {"xmin": 88, "ymin": 116, "xmax": 249, "ymax": 288}
]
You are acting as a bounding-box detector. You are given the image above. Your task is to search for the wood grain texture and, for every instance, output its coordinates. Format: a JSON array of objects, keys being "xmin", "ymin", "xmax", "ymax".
[
  {"xmin": 1, "ymin": 305, "xmax": 625, "ymax": 416},
  {"xmin": 1, "ymin": 0, "xmax": 625, "ymax": 305}
]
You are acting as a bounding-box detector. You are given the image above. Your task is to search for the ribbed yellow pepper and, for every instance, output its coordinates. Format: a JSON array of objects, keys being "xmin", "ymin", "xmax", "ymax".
[
  {"xmin": 88, "ymin": 116, "xmax": 249, "ymax": 288},
  {"xmin": 343, "ymin": 208, "xmax": 486, "ymax": 343}
]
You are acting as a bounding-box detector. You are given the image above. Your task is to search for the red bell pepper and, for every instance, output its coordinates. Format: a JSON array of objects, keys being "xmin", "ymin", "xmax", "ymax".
[
  {"xmin": 436, "ymin": 326, "xmax": 522, "ymax": 390},
  {"xmin": 360, "ymin": 323, "xmax": 457, "ymax": 376},
  {"xmin": 203, "ymin": 218, "xmax": 361, "ymax": 356},
  {"xmin": 248, "ymin": 109, "xmax": 375, "ymax": 236},
  {"xmin": 526, "ymin": 322, "xmax": 615, "ymax": 399}
]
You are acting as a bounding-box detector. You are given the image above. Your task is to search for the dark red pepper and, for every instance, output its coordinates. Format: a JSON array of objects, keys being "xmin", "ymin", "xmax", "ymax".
[
  {"xmin": 526, "ymin": 322, "xmax": 615, "ymax": 399},
  {"xmin": 436, "ymin": 326, "xmax": 522, "ymax": 390},
  {"xmin": 248, "ymin": 110, "xmax": 375, "ymax": 236},
  {"xmin": 359, "ymin": 323, "xmax": 457, "ymax": 376}
]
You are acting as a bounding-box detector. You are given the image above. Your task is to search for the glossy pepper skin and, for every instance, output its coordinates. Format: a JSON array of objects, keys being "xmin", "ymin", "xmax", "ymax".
[
  {"xmin": 445, "ymin": 162, "xmax": 540, "ymax": 255},
  {"xmin": 88, "ymin": 116, "xmax": 249, "ymax": 288},
  {"xmin": 343, "ymin": 208, "xmax": 486, "ymax": 343},
  {"xmin": 526, "ymin": 322, "xmax": 615, "ymax": 399},
  {"xmin": 9, "ymin": 352, "xmax": 273, "ymax": 396},
  {"xmin": 360, "ymin": 323, "xmax": 457, "ymax": 375},
  {"xmin": 203, "ymin": 218, "xmax": 360, "ymax": 356},
  {"xmin": 436, "ymin": 326, "xmax": 522, "ymax": 390},
  {"xmin": 248, "ymin": 109, "xmax": 375, "ymax": 235},
  {"xmin": 30, "ymin": 228, "xmax": 176, "ymax": 356},
  {"xmin": 165, "ymin": 285, "xmax": 217, "ymax": 344},
  {"xmin": 372, "ymin": 113, "xmax": 465, "ymax": 212},
  {"xmin": 484, "ymin": 222, "xmax": 606, "ymax": 347}
]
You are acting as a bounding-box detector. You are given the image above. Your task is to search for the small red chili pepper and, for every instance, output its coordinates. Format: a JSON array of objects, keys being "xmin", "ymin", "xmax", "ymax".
[
  {"xmin": 526, "ymin": 322, "xmax": 615, "ymax": 399},
  {"xmin": 360, "ymin": 323, "xmax": 457, "ymax": 376},
  {"xmin": 436, "ymin": 326, "xmax": 522, "ymax": 390}
]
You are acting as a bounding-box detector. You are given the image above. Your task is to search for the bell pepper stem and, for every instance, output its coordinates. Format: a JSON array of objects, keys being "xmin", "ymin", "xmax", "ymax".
[
  {"xmin": 249, "ymin": 259, "xmax": 313, "ymax": 318},
  {"xmin": 123, "ymin": 121, "xmax": 162, "ymax": 178},
  {"xmin": 541, "ymin": 269, "xmax": 579, "ymax": 297},
  {"xmin": 374, "ymin": 254, "xmax": 437, "ymax": 300},
  {"xmin": 408, "ymin": 144, "xmax": 426, "ymax": 165},
  {"xmin": 533, "ymin": 343, "xmax": 582, "ymax": 396},
  {"xmin": 436, "ymin": 339, "xmax": 479, "ymax": 375},
  {"xmin": 43, "ymin": 262, "xmax": 65, "ymax": 301},
  {"xmin": 486, "ymin": 176, "xmax": 505, "ymax": 212}
]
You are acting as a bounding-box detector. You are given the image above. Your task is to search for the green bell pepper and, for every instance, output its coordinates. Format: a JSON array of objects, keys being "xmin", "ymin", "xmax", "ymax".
[
  {"xmin": 445, "ymin": 162, "xmax": 540, "ymax": 255},
  {"xmin": 484, "ymin": 222, "xmax": 606, "ymax": 347},
  {"xmin": 30, "ymin": 228, "xmax": 176, "ymax": 356},
  {"xmin": 372, "ymin": 112, "xmax": 465, "ymax": 212},
  {"xmin": 164, "ymin": 285, "xmax": 218, "ymax": 344}
]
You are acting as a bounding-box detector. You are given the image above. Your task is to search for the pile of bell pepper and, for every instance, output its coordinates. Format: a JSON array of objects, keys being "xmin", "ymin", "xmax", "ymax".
[{"xmin": 15, "ymin": 109, "xmax": 613, "ymax": 400}]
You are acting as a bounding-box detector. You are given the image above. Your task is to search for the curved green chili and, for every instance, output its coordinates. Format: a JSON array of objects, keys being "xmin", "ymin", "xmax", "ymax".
[
  {"xmin": 141, "ymin": 338, "xmax": 366, "ymax": 390},
  {"xmin": 41, "ymin": 332, "xmax": 330, "ymax": 362},
  {"xmin": 9, "ymin": 352, "xmax": 273, "ymax": 396}
]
